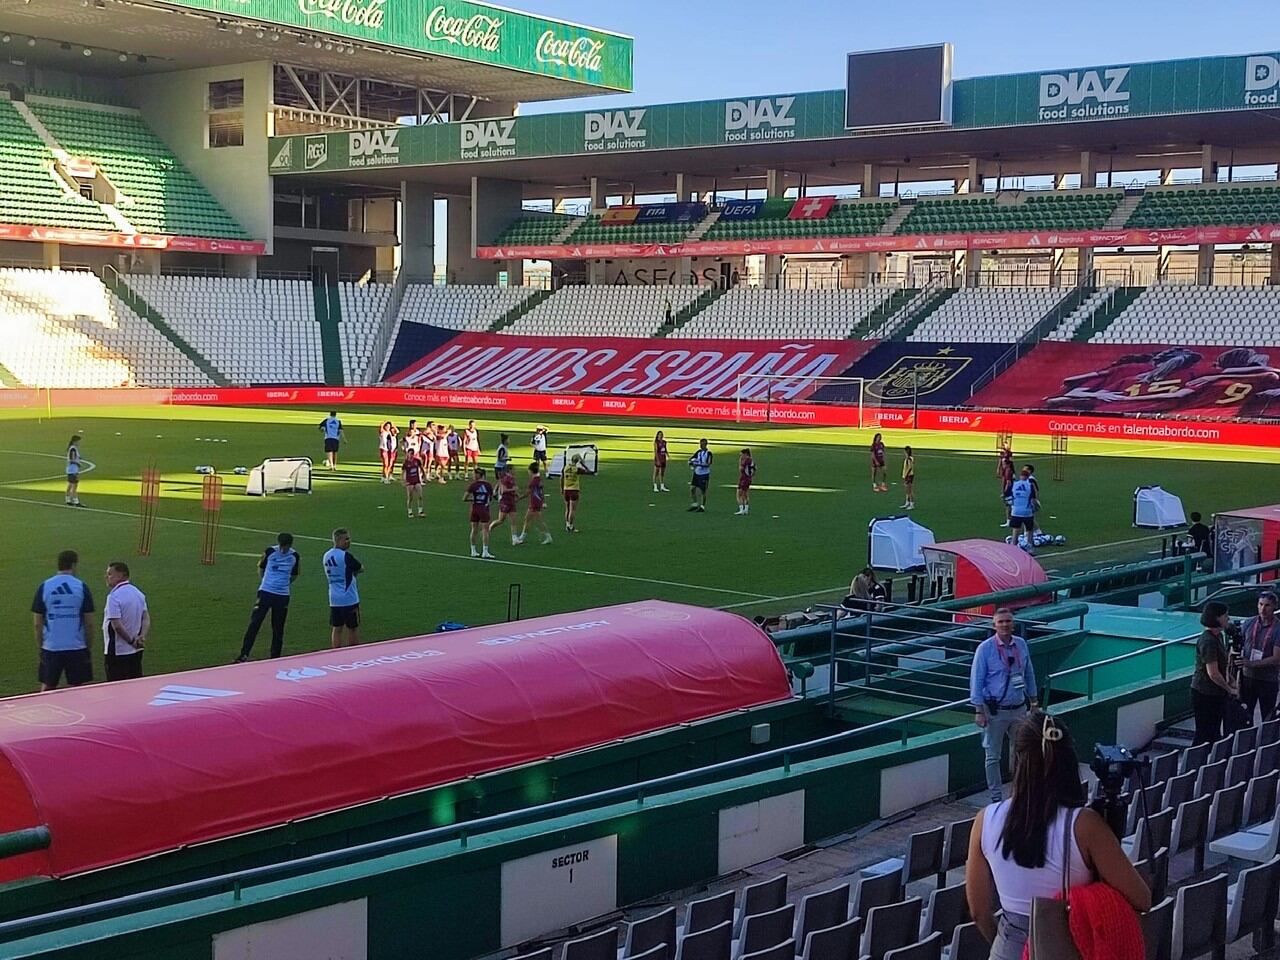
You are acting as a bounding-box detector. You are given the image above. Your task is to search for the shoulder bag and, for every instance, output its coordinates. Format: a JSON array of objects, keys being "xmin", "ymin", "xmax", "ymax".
[{"xmin": 1028, "ymin": 808, "xmax": 1082, "ymax": 960}]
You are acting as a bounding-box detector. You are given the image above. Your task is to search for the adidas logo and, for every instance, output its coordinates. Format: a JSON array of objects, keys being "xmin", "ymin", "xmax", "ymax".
[
  {"xmin": 52, "ymin": 582, "xmax": 75, "ymax": 596},
  {"xmin": 1246, "ymin": 228, "xmax": 1263, "ymax": 241},
  {"xmin": 149, "ymin": 684, "xmax": 241, "ymax": 707},
  {"xmin": 276, "ymin": 666, "xmax": 327, "ymax": 682}
]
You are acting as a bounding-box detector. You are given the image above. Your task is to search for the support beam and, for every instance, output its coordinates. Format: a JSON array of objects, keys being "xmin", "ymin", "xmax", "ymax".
[
  {"xmin": 960, "ymin": 158, "xmax": 985, "ymax": 195},
  {"xmin": 1197, "ymin": 244, "xmax": 1216, "ymax": 284},
  {"xmin": 1271, "ymin": 243, "xmax": 1280, "ymax": 287},
  {"xmin": 42, "ymin": 243, "xmax": 60, "ymax": 271},
  {"xmin": 1201, "ymin": 145, "xmax": 1219, "ymax": 184},
  {"xmin": 400, "ymin": 181, "xmax": 435, "ymax": 281},
  {"xmin": 764, "ymin": 169, "xmax": 785, "ymax": 287},
  {"xmin": 449, "ymin": 194, "xmax": 497, "ymax": 285},
  {"xmin": 861, "ymin": 163, "xmax": 881, "ymax": 199},
  {"xmin": 472, "ymin": 177, "xmax": 523, "ymax": 286},
  {"xmin": 1079, "ymin": 151, "xmax": 1099, "ymax": 189},
  {"xmin": 588, "ymin": 177, "xmax": 606, "ymax": 213},
  {"xmin": 226, "ymin": 254, "xmax": 256, "ymax": 279}
]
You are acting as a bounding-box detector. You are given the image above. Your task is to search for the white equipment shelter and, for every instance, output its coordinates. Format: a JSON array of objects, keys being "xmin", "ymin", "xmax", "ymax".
[
  {"xmin": 246, "ymin": 457, "xmax": 313, "ymax": 496},
  {"xmin": 548, "ymin": 444, "xmax": 598, "ymax": 478},
  {"xmin": 1133, "ymin": 486, "xmax": 1186, "ymax": 529},
  {"xmin": 868, "ymin": 516, "xmax": 935, "ymax": 572}
]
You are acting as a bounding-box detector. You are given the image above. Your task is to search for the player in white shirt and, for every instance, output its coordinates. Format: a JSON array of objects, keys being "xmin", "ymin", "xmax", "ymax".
[
  {"xmin": 377, "ymin": 421, "xmax": 398, "ymax": 484},
  {"xmin": 103, "ymin": 561, "xmax": 149, "ymax": 681},
  {"xmin": 464, "ymin": 420, "xmax": 482, "ymax": 469},
  {"xmin": 65, "ymin": 434, "xmax": 83, "ymax": 507}
]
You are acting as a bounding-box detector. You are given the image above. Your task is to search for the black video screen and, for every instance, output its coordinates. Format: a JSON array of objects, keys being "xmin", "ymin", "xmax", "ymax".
[{"xmin": 846, "ymin": 46, "xmax": 948, "ymax": 128}]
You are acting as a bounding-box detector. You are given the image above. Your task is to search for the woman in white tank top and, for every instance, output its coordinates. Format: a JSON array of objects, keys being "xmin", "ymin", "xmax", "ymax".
[{"xmin": 966, "ymin": 713, "xmax": 1151, "ymax": 960}]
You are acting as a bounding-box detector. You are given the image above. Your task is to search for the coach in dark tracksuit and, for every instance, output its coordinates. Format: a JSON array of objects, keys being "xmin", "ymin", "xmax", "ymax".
[{"xmin": 235, "ymin": 533, "xmax": 300, "ymax": 661}]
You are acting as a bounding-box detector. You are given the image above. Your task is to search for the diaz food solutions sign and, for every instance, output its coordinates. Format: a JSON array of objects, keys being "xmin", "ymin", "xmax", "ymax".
[{"xmin": 154, "ymin": 0, "xmax": 632, "ymax": 90}]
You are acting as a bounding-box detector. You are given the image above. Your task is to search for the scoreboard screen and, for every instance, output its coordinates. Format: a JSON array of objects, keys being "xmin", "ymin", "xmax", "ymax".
[{"xmin": 846, "ymin": 44, "xmax": 953, "ymax": 129}]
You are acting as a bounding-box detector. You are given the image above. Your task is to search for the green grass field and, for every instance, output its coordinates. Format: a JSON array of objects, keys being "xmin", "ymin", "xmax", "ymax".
[{"xmin": 0, "ymin": 403, "xmax": 1274, "ymax": 697}]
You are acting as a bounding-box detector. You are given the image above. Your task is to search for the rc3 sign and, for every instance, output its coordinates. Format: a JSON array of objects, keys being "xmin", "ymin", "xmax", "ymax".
[
  {"xmin": 348, "ymin": 129, "xmax": 400, "ymax": 167},
  {"xmin": 1038, "ymin": 67, "xmax": 1130, "ymax": 120}
]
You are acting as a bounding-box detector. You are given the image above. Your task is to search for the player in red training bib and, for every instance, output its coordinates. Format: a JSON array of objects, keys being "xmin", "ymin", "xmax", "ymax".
[
  {"xmin": 464, "ymin": 468, "xmax": 495, "ymax": 559},
  {"xmin": 870, "ymin": 433, "xmax": 887, "ymax": 492},
  {"xmin": 464, "ymin": 420, "xmax": 481, "ymax": 469},
  {"xmin": 516, "ymin": 462, "xmax": 553, "ymax": 545},
  {"xmin": 402, "ymin": 448, "xmax": 424, "ymax": 519},
  {"xmin": 735, "ymin": 448, "xmax": 755, "ymax": 516},
  {"xmin": 652, "ymin": 430, "xmax": 670, "ymax": 493},
  {"xmin": 488, "ymin": 467, "xmax": 522, "ymax": 546}
]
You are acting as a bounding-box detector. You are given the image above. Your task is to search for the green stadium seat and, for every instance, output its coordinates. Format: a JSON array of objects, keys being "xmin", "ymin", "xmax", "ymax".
[
  {"xmin": 895, "ymin": 191, "xmax": 1122, "ymax": 235},
  {"xmin": 1125, "ymin": 184, "xmax": 1280, "ymax": 229}
]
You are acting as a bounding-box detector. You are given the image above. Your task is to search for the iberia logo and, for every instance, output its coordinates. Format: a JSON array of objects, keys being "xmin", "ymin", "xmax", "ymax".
[
  {"xmin": 576, "ymin": 399, "xmax": 586, "ymax": 409},
  {"xmin": 290, "ymin": 390, "xmax": 299, "ymax": 400},
  {"xmin": 971, "ymin": 416, "xmax": 983, "ymax": 428},
  {"xmin": 344, "ymin": 390, "xmax": 356, "ymax": 400},
  {"xmin": 627, "ymin": 401, "xmax": 636, "ymax": 412}
]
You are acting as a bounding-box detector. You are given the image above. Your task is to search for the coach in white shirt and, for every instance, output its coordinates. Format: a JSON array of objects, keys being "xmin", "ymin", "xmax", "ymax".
[{"xmin": 103, "ymin": 561, "xmax": 149, "ymax": 682}]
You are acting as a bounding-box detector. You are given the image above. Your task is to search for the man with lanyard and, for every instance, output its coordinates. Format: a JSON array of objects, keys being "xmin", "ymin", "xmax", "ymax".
[
  {"xmin": 688, "ymin": 438, "xmax": 713, "ymax": 513},
  {"xmin": 32, "ymin": 550, "xmax": 96, "ymax": 690},
  {"xmin": 235, "ymin": 532, "xmax": 300, "ymax": 662},
  {"xmin": 103, "ymin": 561, "xmax": 149, "ymax": 681},
  {"xmin": 318, "ymin": 411, "xmax": 343, "ymax": 470},
  {"xmin": 970, "ymin": 607, "xmax": 1039, "ymax": 804},
  {"xmin": 1240, "ymin": 590, "xmax": 1280, "ymax": 723}
]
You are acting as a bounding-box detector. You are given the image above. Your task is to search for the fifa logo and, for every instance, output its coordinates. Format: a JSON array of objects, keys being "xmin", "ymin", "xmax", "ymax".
[{"xmin": 1246, "ymin": 56, "xmax": 1280, "ymax": 105}]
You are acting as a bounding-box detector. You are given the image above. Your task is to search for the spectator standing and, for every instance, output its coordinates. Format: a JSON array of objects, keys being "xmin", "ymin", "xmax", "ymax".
[
  {"xmin": 1191, "ymin": 600, "xmax": 1238, "ymax": 743},
  {"xmin": 32, "ymin": 550, "xmax": 96, "ymax": 691},
  {"xmin": 1240, "ymin": 590, "xmax": 1280, "ymax": 723},
  {"xmin": 663, "ymin": 297, "xmax": 674, "ymax": 327},
  {"xmin": 688, "ymin": 438, "xmax": 713, "ymax": 512},
  {"xmin": 323, "ymin": 528, "xmax": 363, "ymax": 648},
  {"xmin": 1187, "ymin": 511, "xmax": 1212, "ymax": 557},
  {"xmin": 103, "ymin": 561, "xmax": 149, "ymax": 681},
  {"xmin": 236, "ymin": 532, "xmax": 300, "ymax": 662},
  {"xmin": 966, "ymin": 713, "xmax": 1150, "ymax": 959},
  {"xmin": 970, "ymin": 608, "xmax": 1038, "ymax": 804}
]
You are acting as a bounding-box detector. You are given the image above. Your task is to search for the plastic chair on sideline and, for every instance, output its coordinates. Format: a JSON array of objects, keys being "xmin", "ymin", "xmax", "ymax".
[
  {"xmin": 793, "ymin": 884, "xmax": 850, "ymax": 951},
  {"xmin": 1139, "ymin": 897, "xmax": 1174, "ymax": 960},
  {"xmin": 1171, "ymin": 873, "xmax": 1227, "ymax": 960},
  {"xmin": 799, "ymin": 916, "xmax": 862, "ymax": 960},
  {"xmin": 884, "ymin": 932, "xmax": 943, "ymax": 960}
]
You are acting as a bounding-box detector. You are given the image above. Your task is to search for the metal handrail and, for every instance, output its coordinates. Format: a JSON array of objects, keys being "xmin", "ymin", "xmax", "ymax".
[{"xmin": 1042, "ymin": 633, "xmax": 1197, "ymax": 705}]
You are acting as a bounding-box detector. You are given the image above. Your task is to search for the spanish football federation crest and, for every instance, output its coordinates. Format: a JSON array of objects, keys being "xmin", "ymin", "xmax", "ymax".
[{"xmin": 865, "ymin": 349, "xmax": 973, "ymax": 402}]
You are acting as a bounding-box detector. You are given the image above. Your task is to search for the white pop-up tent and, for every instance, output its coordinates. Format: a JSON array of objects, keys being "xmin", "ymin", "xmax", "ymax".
[
  {"xmin": 868, "ymin": 516, "xmax": 935, "ymax": 572},
  {"xmin": 1134, "ymin": 486, "xmax": 1186, "ymax": 529}
]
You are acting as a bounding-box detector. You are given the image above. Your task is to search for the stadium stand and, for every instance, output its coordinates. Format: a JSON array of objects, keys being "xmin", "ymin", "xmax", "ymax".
[
  {"xmin": 491, "ymin": 213, "xmax": 579, "ymax": 246},
  {"xmin": 896, "ymin": 190, "xmax": 1123, "ymax": 235},
  {"xmin": 0, "ymin": 267, "xmax": 211, "ymax": 386},
  {"xmin": 396, "ymin": 283, "xmax": 539, "ymax": 332},
  {"xmin": 702, "ymin": 199, "xmax": 897, "ymax": 241},
  {"xmin": 28, "ymin": 99, "xmax": 251, "ymax": 239},
  {"xmin": 337, "ymin": 282, "xmax": 393, "ymax": 385},
  {"xmin": 503, "ymin": 285, "xmax": 704, "ymax": 337},
  {"xmin": 671, "ymin": 287, "xmax": 898, "ymax": 340},
  {"xmin": 122, "ymin": 275, "xmax": 322, "ymax": 383},
  {"xmin": 1087, "ymin": 284, "xmax": 1280, "ymax": 345},
  {"xmin": 0, "ymin": 98, "xmax": 116, "ymax": 230},
  {"xmin": 904, "ymin": 287, "xmax": 1068, "ymax": 343},
  {"xmin": 565, "ymin": 212, "xmax": 692, "ymax": 245},
  {"xmin": 1126, "ymin": 183, "xmax": 1280, "ymax": 228}
]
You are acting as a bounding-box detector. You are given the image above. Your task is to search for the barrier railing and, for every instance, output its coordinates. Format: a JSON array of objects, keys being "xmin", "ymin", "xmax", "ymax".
[{"xmin": 1042, "ymin": 634, "xmax": 1196, "ymax": 705}]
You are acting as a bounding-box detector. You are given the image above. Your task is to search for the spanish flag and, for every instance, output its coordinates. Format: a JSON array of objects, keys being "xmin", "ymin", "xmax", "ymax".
[{"xmin": 600, "ymin": 206, "xmax": 641, "ymax": 225}]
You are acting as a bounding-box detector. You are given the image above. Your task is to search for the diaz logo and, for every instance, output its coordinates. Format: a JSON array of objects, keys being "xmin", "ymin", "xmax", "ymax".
[
  {"xmin": 270, "ymin": 138, "xmax": 294, "ymax": 170},
  {"xmin": 584, "ymin": 109, "xmax": 647, "ymax": 151},
  {"xmin": 304, "ymin": 135, "xmax": 329, "ymax": 170},
  {"xmin": 725, "ymin": 97, "xmax": 796, "ymax": 142},
  {"xmin": 1038, "ymin": 68, "xmax": 1130, "ymax": 120},
  {"xmin": 349, "ymin": 129, "xmax": 400, "ymax": 167},
  {"xmin": 1246, "ymin": 55, "xmax": 1280, "ymax": 105},
  {"xmin": 460, "ymin": 119, "xmax": 517, "ymax": 159}
]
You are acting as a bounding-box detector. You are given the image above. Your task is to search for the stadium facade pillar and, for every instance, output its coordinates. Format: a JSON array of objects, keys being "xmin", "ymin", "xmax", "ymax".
[
  {"xmin": 852, "ymin": 165, "xmax": 886, "ymax": 284},
  {"xmin": 960, "ymin": 158, "xmax": 985, "ymax": 194},
  {"xmin": 226, "ymin": 255, "xmax": 256, "ymax": 279},
  {"xmin": 1075, "ymin": 153, "xmax": 1101, "ymax": 282},
  {"xmin": 472, "ymin": 177, "xmax": 523, "ymax": 286},
  {"xmin": 1270, "ymin": 243, "xmax": 1280, "ymax": 286},
  {"xmin": 765, "ymin": 169, "xmax": 786, "ymax": 287},
  {"xmin": 1160, "ymin": 168, "xmax": 1176, "ymax": 185},
  {"xmin": 963, "ymin": 249, "xmax": 984, "ymax": 287},
  {"xmin": 861, "ymin": 164, "xmax": 881, "ymax": 199},
  {"xmin": 400, "ymin": 181, "xmax": 435, "ymax": 281},
  {"xmin": 41, "ymin": 243, "xmax": 59, "ymax": 271},
  {"xmin": 448, "ymin": 194, "xmax": 498, "ymax": 285},
  {"xmin": 589, "ymin": 177, "xmax": 607, "ymax": 213},
  {"xmin": 1197, "ymin": 146, "xmax": 1219, "ymax": 283}
]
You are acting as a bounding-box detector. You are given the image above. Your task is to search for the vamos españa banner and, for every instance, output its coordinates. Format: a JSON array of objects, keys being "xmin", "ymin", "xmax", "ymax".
[
  {"xmin": 476, "ymin": 224, "xmax": 1280, "ymax": 261},
  {"xmin": 386, "ymin": 334, "xmax": 876, "ymax": 401}
]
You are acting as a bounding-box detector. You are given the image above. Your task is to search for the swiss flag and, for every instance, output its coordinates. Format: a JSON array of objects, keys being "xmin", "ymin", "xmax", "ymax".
[{"xmin": 788, "ymin": 197, "xmax": 836, "ymax": 220}]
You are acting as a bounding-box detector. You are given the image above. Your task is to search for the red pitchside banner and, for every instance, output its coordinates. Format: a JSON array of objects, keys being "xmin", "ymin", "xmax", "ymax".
[
  {"xmin": 475, "ymin": 223, "xmax": 1280, "ymax": 261},
  {"xmin": 0, "ymin": 223, "xmax": 266, "ymax": 255},
  {"xmin": 387, "ymin": 334, "xmax": 877, "ymax": 401}
]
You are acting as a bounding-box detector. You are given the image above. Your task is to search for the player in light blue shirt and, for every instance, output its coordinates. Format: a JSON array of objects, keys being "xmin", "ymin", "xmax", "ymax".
[
  {"xmin": 323, "ymin": 528, "xmax": 363, "ymax": 648},
  {"xmin": 236, "ymin": 532, "xmax": 300, "ymax": 662},
  {"xmin": 318, "ymin": 411, "xmax": 344, "ymax": 470},
  {"xmin": 31, "ymin": 550, "xmax": 96, "ymax": 690},
  {"xmin": 1008, "ymin": 469, "xmax": 1037, "ymax": 553}
]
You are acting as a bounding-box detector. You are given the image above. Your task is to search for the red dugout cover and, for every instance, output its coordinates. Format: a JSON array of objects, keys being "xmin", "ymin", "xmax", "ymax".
[{"xmin": 0, "ymin": 601, "xmax": 790, "ymax": 881}]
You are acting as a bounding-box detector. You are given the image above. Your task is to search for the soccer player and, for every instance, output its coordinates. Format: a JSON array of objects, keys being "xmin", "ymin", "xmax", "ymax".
[
  {"xmin": 653, "ymin": 430, "xmax": 670, "ymax": 493},
  {"xmin": 495, "ymin": 432, "xmax": 511, "ymax": 477},
  {"xmin": 422, "ymin": 420, "xmax": 437, "ymax": 480},
  {"xmin": 464, "ymin": 420, "xmax": 481, "ymax": 470},
  {"xmin": 516, "ymin": 462, "xmax": 553, "ymax": 545},
  {"xmin": 464, "ymin": 468, "xmax": 495, "ymax": 559},
  {"xmin": 32, "ymin": 549, "xmax": 95, "ymax": 691},
  {"xmin": 1026, "ymin": 464, "xmax": 1043, "ymax": 536},
  {"xmin": 378, "ymin": 421, "xmax": 398, "ymax": 483},
  {"xmin": 1009, "ymin": 469, "xmax": 1037, "ymax": 554},
  {"xmin": 102, "ymin": 561, "xmax": 149, "ymax": 682},
  {"xmin": 403, "ymin": 419, "xmax": 422, "ymax": 460},
  {"xmin": 433, "ymin": 425, "xmax": 450, "ymax": 484},
  {"xmin": 870, "ymin": 433, "xmax": 887, "ymax": 492},
  {"xmin": 997, "ymin": 446, "xmax": 1015, "ymax": 527},
  {"xmin": 446, "ymin": 424, "xmax": 462, "ymax": 478},
  {"xmin": 319, "ymin": 411, "xmax": 343, "ymax": 470},
  {"xmin": 561, "ymin": 453, "xmax": 593, "ymax": 532},
  {"xmin": 489, "ymin": 466, "xmax": 521, "ymax": 545},
  {"xmin": 403, "ymin": 448, "xmax": 425, "ymax": 519},
  {"xmin": 688, "ymin": 438, "xmax": 713, "ymax": 512},
  {"xmin": 735, "ymin": 448, "xmax": 755, "ymax": 516},
  {"xmin": 236, "ymin": 532, "xmax": 300, "ymax": 662},
  {"xmin": 901, "ymin": 445, "xmax": 915, "ymax": 510},
  {"xmin": 65, "ymin": 433, "xmax": 83, "ymax": 506},
  {"xmin": 532, "ymin": 425, "xmax": 549, "ymax": 465},
  {"xmin": 323, "ymin": 528, "xmax": 363, "ymax": 648}
]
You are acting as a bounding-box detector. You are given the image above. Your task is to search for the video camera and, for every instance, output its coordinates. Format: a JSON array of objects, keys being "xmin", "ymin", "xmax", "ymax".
[{"xmin": 1090, "ymin": 744, "xmax": 1149, "ymax": 840}]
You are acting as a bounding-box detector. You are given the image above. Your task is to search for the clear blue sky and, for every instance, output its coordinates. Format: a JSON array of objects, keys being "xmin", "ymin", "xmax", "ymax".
[{"xmin": 519, "ymin": 0, "xmax": 1278, "ymax": 113}]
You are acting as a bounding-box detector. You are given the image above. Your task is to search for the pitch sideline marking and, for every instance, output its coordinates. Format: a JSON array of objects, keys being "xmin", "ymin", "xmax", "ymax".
[
  {"xmin": 718, "ymin": 585, "xmax": 850, "ymax": 611},
  {"xmin": 0, "ymin": 450, "xmax": 97, "ymax": 486},
  {"xmin": 0, "ymin": 494, "xmax": 771, "ymax": 600}
]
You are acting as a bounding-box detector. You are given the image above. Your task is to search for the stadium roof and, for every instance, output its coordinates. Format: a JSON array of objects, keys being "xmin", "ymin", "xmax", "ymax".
[{"xmin": 0, "ymin": 0, "xmax": 632, "ymax": 100}]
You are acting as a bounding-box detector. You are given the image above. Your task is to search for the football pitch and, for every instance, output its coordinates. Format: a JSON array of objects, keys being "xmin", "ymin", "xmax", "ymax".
[{"xmin": 0, "ymin": 403, "xmax": 1274, "ymax": 698}]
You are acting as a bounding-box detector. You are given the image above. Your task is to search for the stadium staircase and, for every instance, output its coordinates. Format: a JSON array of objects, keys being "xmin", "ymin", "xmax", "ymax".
[
  {"xmin": 1107, "ymin": 193, "xmax": 1143, "ymax": 228},
  {"xmin": 489, "ymin": 288, "xmax": 551, "ymax": 332},
  {"xmin": 876, "ymin": 202, "xmax": 914, "ymax": 235},
  {"xmin": 684, "ymin": 210, "xmax": 720, "ymax": 240},
  {"xmin": 1021, "ymin": 283, "xmax": 1096, "ymax": 344},
  {"xmin": 1070, "ymin": 286, "xmax": 1146, "ymax": 341},
  {"xmin": 0, "ymin": 360, "xmax": 21, "ymax": 387},
  {"xmin": 105, "ymin": 269, "xmax": 229, "ymax": 386},
  {"xmin": 310, "ymin": 271, "xmax": 346, "ymax": 385},
  {"xmin": 889, "ymin": 286, "xmax": 957, "ymax": 340},
  {"xmin": 854, "ymin": 286, "xmax": 916, "ymax": 337},
  {"xmin": 654, "ymin": 286, "xmax": 725, "ymax": 337}
]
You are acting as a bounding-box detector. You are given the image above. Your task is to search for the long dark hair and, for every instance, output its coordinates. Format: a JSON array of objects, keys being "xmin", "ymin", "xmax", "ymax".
[{"xmin": 999, "ymin": 712, "xmax": 1086, "ymax": 868}]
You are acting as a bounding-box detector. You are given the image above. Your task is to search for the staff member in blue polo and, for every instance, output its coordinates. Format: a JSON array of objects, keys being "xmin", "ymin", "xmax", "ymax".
[
  {"xmin": 1240, "ymin": 590, "xmax": 1280, "ymax": 723},
  {"xmin": 235, "ymin": 532, "xmax": 300, "ymax": 662},
  {"xmin": 32, "ymin": 550, "xmax": 96, "ymax": 691},
  {"xmin": 970, "ymin": 607, "xmax": 1039, "ymax": 804}
]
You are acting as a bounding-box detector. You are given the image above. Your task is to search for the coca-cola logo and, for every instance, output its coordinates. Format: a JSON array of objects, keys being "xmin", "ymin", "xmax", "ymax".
[
  {"xmin": 297, "ymin": 0, "xmax": 386, "ymax": 30},
  {"xmin": 535, "ymin": 30, "xmax": 604, "ymax": 72},
  {"xmin": 424, "ymin": 6, "xmax": 502, "ymax": 52}
]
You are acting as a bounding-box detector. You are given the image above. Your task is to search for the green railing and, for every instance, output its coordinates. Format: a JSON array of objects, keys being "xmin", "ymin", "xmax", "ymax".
[{"xmin": 1041, "ymin": 634, "xmax": 1196, "ymax": 706}]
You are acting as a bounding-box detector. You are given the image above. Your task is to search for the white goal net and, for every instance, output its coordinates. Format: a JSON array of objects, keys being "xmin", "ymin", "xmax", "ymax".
[
  {"xmin": 548, "ymin": 443, "xmax": 599, "ymax": 477},
  {"xmin": 246, "ymin": 457, "xmax": 313, "ymax": 496},
  {"xmin": 733, "ymin": 374, "xmax": 877, "ymax": 426}
]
